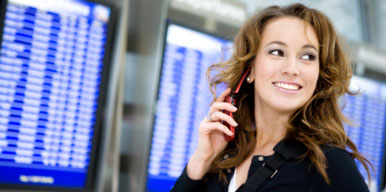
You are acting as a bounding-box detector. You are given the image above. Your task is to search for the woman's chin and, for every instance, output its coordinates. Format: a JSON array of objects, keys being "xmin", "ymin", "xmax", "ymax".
[{"xmin": 270, "ymin": 102, "xmax": 304, "ymax": 114}]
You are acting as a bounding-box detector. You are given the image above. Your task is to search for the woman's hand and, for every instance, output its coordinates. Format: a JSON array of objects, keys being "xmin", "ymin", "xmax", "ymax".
[{"xmin": 186, "ymin": 88, "xmax": 238, "ymax": 180}]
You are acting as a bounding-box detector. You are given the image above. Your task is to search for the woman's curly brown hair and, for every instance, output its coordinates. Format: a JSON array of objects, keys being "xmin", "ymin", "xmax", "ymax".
[{"xmin": 206, "ymin": 3, "xmax": 372, "ymax": 184}]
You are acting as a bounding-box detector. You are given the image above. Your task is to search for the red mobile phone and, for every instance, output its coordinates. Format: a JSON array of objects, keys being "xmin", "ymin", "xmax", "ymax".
[{"xmin": 223, "ymin": 67, "xmax": 250, "ymax": 141}]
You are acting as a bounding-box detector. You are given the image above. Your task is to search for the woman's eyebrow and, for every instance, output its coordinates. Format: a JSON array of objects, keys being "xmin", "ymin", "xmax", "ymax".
[
  {"xmin": 265, "ymin": 41, "xmax": 287, "ymax": 47},
  {"xmin": 265, "ymin": 41, "xmax": 319, "ymax": 52},
  {"xmin": 303, "ymin": 44, "xmax": 319, "ymax": 52}
]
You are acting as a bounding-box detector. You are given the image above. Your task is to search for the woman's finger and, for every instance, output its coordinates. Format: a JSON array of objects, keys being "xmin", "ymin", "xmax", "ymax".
[
  {"xmin": 209, "ymin": 102, "xmax": 237, "ymax": 115},
  {"xmin": 201, "ymin": 121, "xmax": 233, "ymax": 136},
  {"xmin": 215, "ymin": 88, "xmax": 231, "ymax": 102},
  {"xmin": 209, "ymin": 111, "xmax": 238, "ymax": 127}
]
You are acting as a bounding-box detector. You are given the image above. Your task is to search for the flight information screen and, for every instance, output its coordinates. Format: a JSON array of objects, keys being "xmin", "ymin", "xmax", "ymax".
[
  {"xmin": 146, "ymin": 23, "xmax": 232, "ymax": 191},
  {"xmin": 146, "ymin": 23, "xmax": 386, "ymax": 192},
  {"xmin": 342, "ymin": 76, "xmax": 386, "ymax": 192},
  {"xmin": 0, "ymin": 0, "xmax": 111, "ymax": 189}
]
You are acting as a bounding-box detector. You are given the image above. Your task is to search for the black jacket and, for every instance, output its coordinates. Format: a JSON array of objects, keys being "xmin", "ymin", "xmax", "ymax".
[{"xmin": 171, "ymin": 139, "xmax": 369, "ymax": 192}]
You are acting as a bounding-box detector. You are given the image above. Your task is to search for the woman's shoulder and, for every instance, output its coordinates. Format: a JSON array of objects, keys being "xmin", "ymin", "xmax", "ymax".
[
  {"xmin": 320, "ymin": 145, "xmax": 358, "ymax": 174},
  {"xmin": 311, "ymin": 145, "xmax": 369, "ymax": 192},
  {"xmin": 321, "ymin": 145, "xmax": 353, "ymax": 161}
]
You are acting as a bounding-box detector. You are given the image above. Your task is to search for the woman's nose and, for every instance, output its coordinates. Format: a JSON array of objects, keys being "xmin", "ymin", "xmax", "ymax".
[{"xmin": 280, "ymin": 57, "xmax": 300, "ymax": 76}]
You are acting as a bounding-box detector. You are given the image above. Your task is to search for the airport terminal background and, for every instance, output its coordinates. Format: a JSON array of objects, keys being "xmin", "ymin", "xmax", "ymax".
[{"xmin": 0, "ymin": 0, "xmax": 386, "ymax": 192}]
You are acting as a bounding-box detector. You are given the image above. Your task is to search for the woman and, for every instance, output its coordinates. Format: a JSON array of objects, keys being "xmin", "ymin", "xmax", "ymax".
[{"xmin": 171, "ymin": 3, "xmax": 371, "ymax": 192}]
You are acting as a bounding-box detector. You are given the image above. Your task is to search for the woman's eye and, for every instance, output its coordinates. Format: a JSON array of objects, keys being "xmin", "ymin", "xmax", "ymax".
[
  {"xmin": 269, "ymin": 49, "xmax": 284, "ymax": 56},
  {"xmin": 301, "ymin": 54, "xmax": 317, "ymax": 61}
]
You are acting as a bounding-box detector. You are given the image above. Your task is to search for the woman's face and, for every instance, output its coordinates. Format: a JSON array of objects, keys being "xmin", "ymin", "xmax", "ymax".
[{"xmin": 250, "ymin": 17, "xmax": 320, "ymax": 114}]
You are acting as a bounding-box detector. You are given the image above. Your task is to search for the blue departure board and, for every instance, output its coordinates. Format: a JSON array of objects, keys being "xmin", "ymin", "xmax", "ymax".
[
  {"xmin": 146, "ymin": 24, "xmax": 232, "ymax": 191},
  {"xmin": 146, "ymin": 23, "xmax": 386, "ymax": 192},
  {"xmin": 0, "ymin": 0, "xmax": 111, "ymax": 189},
  {"xmin": 342, "ymin": 76, "xmax": 386, "ymax": 192}
]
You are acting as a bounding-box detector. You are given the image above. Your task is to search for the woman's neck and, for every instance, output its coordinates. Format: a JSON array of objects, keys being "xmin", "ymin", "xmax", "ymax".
[{"xmin": 253, "ymin": 104, "xmax": 291, "ymax": 155}]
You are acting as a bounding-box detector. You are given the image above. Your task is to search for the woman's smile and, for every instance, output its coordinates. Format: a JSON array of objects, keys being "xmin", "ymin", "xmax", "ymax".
[{"xmin": 272, "ymin": 81, "xmax": 302, "ymax": 93}]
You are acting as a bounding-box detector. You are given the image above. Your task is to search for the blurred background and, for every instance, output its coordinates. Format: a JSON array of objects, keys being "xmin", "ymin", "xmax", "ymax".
[{"xmin": 0, "ymin": 0, "xmax": 385, "ymax": 192}]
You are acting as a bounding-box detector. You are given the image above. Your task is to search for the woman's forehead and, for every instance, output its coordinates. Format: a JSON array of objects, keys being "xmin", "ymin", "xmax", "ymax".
[{"xmin": 260, "ymin": 17, "xmax": 319, "ymax": 50}]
